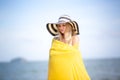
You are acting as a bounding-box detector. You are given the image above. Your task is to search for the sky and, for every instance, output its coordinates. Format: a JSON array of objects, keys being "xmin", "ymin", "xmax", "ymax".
[{"xmin": 0, "ymin": 0, "xmax": 120, "ymax": 62}]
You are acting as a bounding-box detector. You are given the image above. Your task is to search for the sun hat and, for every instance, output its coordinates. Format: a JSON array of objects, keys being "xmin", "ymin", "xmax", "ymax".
[{"xmin": 46, "ymin": 15, "xmax": 79, "ymax": 36}]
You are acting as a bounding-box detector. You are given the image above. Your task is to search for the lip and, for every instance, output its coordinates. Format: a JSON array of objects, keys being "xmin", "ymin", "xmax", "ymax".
[{"xmin": 60, "ymin": 30, "xmax": 64, "ymax": 33}]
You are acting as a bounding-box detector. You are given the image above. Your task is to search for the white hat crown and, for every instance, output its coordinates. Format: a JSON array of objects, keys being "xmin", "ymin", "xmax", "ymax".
[{"xmin": 57, "ymin": 15, "xmax": 72, "ymax": 24}]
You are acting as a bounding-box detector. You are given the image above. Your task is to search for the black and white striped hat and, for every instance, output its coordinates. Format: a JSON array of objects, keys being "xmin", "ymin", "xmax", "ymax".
[{"xmin": 46, "ymin": 15, "xmax": 79, "ymax": 36}]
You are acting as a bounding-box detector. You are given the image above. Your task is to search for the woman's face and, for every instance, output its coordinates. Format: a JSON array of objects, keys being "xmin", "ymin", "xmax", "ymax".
[{"xmin": 57, "ymin": 23, "xmax": 66, "ymax": 34}]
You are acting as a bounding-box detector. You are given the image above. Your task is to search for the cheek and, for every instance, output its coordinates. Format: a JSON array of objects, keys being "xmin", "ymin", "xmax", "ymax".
[
  {"xmin": 63, "ymin": 27, "xmax": 66, "ymax": 31},
  {"xmin": 57, "ymin": 27, "xmax": 61, "ymax": 31}
]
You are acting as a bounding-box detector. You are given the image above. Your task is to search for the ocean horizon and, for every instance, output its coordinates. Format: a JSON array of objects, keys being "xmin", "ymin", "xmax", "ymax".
[{"xmin": 0, "ymin": 58, "xmax": 120, "ymax": 80}]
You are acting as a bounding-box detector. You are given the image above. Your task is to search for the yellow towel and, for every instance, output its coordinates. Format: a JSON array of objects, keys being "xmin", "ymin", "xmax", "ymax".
[{"xmin": 48, "ymin": 39, "xmax": 91, "ymax": 80}]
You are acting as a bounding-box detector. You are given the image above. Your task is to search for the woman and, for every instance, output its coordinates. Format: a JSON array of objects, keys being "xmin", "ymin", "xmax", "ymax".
[{"xmin": 46, "ymin": 15, "xmax": 91, "ymax": 80}]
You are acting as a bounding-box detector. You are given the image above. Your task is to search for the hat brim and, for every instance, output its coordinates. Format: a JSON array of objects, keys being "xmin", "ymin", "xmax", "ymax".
[{"xmin": 46, "ymin": 21, "xmax": 79, "ymax": 36}]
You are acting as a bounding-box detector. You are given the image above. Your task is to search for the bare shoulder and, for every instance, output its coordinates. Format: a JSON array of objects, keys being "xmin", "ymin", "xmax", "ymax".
[
  {"xmin": 72, "ymin": 35, "xmax": 79, "ymax": 45},
  {"xmin": 72, "ymin": 35, "xmax": 79, "ymax": 41}
]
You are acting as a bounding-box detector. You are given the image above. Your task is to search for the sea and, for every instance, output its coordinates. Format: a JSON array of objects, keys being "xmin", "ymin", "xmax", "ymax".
[{"xmin": 0, "ymin": 58, "xmax": 120, "ymax": 80}]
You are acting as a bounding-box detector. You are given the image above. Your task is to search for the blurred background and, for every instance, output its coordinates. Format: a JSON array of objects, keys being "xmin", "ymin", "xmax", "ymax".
[{"xmin": 0, "ymin": 0, "xmax": 120, "ymax": 80}]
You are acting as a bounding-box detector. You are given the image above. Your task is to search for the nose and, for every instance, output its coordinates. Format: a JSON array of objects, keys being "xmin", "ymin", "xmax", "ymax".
[{"xmin": 60, "ymin": 26, "xmax": 65, "ymax": 30}]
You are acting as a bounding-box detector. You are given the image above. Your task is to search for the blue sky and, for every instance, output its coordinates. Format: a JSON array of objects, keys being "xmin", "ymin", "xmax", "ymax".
[{"xmin": 0, "ymin": 0, "xmax": 120, "ymax": 62}]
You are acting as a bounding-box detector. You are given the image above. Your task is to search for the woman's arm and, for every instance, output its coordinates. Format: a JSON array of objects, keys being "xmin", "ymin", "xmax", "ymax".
[{"xmin": 72, "ymin": 35, "xmax": 79, "ymax": 46}]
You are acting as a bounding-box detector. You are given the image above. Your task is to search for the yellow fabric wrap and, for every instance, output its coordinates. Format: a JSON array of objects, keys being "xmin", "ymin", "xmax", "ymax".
[{"xmin": 48, "ymin": 39, "xmax": 91, "ymax": 80}]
